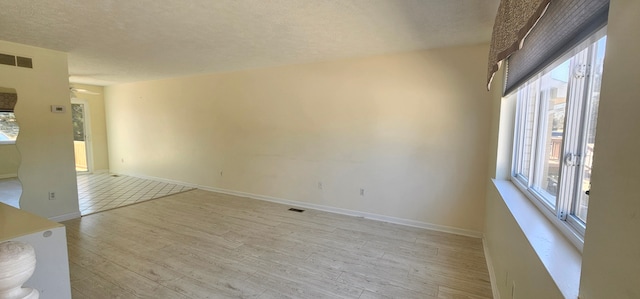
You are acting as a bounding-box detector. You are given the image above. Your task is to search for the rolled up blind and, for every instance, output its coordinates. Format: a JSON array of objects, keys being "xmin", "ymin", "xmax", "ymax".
[
  {"xmin": 487, "ymin": 0, "xmax": 551, "ymax": 90},
  {"xmin": 504, "ymin": 0, "xmax": 609, "ymax": 95}
]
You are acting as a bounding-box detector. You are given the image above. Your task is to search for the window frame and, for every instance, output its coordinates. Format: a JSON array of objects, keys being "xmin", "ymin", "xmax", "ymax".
[{"xmin": 510, "ymin": 26, "xmax": 607, "ymax": 245}]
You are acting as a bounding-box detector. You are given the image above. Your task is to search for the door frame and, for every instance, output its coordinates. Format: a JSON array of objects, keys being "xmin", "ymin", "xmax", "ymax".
[{"xmin": 71, "ymin": 98, "xmax": 94, "ymax": 174}]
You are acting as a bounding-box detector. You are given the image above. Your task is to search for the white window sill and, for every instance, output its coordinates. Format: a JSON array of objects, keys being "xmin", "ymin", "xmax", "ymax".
[
  {"xmin": 492, "ymin": 179, "xmax": 581, "ymax": 299},
  {"xmin": 0, "ymin": 141, "xmax": 16, "ymax": 145}
]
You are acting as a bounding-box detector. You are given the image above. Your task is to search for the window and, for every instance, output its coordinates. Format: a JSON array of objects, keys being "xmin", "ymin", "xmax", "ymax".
[
  {"xmin": 0, "ymin": 112, "xmax": 18, "ymax": 144},
  {"xmin": 511, "ymin": 28, "xmax": 607, "ymax": 237}
]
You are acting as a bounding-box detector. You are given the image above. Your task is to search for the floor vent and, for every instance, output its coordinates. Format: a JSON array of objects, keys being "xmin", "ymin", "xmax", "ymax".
[
  {"xmin": 0, "ymin": 53, "xmax": 33, "ymax": 69},
  {"xmin": 110, "ymin": 175, "xmax": 120, "ymax": 177},
  {"xmin": 288, "ymin": 208, "xmax": 305, "ymax": 213}
]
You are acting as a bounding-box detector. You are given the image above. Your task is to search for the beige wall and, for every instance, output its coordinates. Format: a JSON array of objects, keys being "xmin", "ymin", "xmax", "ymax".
[
  {"xmin": 483, "ymin": 69, "xmax": 565, "ymax": 299},
  {"xmin": 580, "ymin": 1, "xmax": 640, "ymax": 298},
  {"xmin": 484, "ymin": 186, "xmax": 564, "ymax": 298},
  {"xmin": 0, "ymin": 40, "xmax": 79, "ymax": 219},
  {"xmin": 69, "ymin": 83, "xmax": 109, "ymax": 171},
  {"xmin": 0, "ymin": 88, "xmax": 19, "ymax": 178},
  {"xmin": 484, "ymin": 2, "xmax": 640, "ymax": 298},
  {"xmin": 105, "ymin": 44, "xmax": 492, "ymax": 232},
  {"xmin": 0, "ymin": 144, "xmax": 19, "ymax": 178}
]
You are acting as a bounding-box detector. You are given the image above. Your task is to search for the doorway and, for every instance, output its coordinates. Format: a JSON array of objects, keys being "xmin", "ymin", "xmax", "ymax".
[{"xmin": 71, "ymin": 99, "xmax": 92, "ymax": 173}]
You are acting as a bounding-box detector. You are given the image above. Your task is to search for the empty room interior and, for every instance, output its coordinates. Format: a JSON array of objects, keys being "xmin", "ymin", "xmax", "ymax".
[{"xmin": 0, "ymin": 1, "xmax": 638, "ymax": 298}]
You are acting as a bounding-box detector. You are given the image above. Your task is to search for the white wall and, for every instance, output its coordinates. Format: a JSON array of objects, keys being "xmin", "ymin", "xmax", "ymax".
[
  {"xmin": 0, "ymin": 144, "xmax": 19, "ymax": 178},
  {"xmin": 0, "ymin": 40, "xmax": 79, "ymax": 220},
  {"xmin": 579, "ymin": 1, "xmax": 640, "ymax": 298},
  {"xmin": 105, "ymin": 44, "xmax": 492, "ymax": 233}
]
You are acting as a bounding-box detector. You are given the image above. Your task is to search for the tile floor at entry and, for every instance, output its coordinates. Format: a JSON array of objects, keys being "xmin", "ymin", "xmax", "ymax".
[
  {"xmin": 0, "ymin": 177, "xmax": 21, "ymax": 208},
  {"xmin": 77, "ymin": 173, "xmax": 194, "ymax": 215}
]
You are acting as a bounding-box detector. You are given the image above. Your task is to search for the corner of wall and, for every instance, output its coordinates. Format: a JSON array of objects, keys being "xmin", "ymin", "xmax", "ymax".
[{"xmin": 0, "ymin": 40, "xmax": 80, "ymax": 219}]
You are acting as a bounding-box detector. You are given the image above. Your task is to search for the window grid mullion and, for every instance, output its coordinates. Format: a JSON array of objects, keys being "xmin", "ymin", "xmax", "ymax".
[
  {"xmin": 532, "ymin": 75, "xmax": 554, "ymax": 208},
  {"xmin": 513, "ymin": 87, "xmax": 526, "ymax": 179},
  {"xmin": 567, "ymin": 42, "xmax": 600, "ymax": 234},
  {"xmin": 558, "ymin": 49, "xmax": 590, "ymax": 221},
  {"xmin": 526, "ymin": 77, "xmax": 540, "ymax": 187}
]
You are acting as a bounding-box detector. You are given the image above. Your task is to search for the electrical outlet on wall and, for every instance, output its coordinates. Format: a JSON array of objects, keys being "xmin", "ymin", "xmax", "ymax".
[
  {"xmin": 48, "ymin": 192, "xmax": 56, "ymax": 200},
  {"xmin": 318, "ymin": 182, "xmax": 323, "ymax": 190},
  {"xmin": 360, "ymin": 188, "xmax": 365, "ymax": 196}
]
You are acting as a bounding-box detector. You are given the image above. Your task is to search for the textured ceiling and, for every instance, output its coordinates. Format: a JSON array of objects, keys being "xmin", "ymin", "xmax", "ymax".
[{"xmin": 0, "ymin": 0, "xmax": 500, "ymax": 85}]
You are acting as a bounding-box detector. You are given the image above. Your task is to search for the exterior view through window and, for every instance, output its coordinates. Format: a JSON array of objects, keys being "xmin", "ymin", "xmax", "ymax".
[
  {"xmin": 511, "ymin": 29, "xmax": 607, "ymax": 237},
  {"xmin": 0, "ymin": 112, "xmax": 18, "ymax": 144}
]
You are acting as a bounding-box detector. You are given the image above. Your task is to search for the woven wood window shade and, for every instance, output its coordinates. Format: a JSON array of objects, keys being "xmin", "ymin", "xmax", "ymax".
[
  {"xmin": 487, "ymin": 0, "xmax": 551, "ymax": 90},
  {"xmin": 487, "ymin": 0, "xmax": 609, "ymax": 93},
  {"xmin": 0, "ymin": 92, "xmax": 17, "ymax": 112}
]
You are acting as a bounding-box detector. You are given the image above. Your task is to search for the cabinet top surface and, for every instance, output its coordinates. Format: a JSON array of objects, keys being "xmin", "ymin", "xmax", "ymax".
[{"xmin": 0, "ymin": 203, "xmax": 63, "ymax": 241}]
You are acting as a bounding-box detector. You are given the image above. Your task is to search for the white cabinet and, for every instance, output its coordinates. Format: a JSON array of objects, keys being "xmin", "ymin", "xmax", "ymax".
[{"xmin": 0, "ymin": 203, "xmax": 72, "ymax": 299}]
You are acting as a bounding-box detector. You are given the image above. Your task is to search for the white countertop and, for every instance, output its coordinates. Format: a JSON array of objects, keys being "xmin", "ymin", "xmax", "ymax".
[{"xmin": 0, "ymin": 203, "xmax": 63, "ymax": 242}]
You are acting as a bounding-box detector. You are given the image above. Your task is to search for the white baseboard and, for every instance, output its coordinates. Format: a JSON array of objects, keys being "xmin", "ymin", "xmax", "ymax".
[
  {"xmin": 49, "ymin": 211, "xmax": 81, "ymax": 222},
  {"xmin": 111, "ymin": 172, "xmax": 200, "ymax": 189},
  {"xmin": 112, "ymin": 172, "xmax": 483, "ymax": 238},
  {"xmin": 199, "ymin": 185, "xmax": 484, "ymax": 238},
  {"xmin": 483, "ymin": 238, "xmax": 501, "ymax": 299},
  {"xmin": 0, "ymin": 173, "xmax": 18, "ymax": 179}
]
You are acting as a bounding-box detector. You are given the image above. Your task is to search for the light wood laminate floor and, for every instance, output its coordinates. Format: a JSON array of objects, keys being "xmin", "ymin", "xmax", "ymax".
[{"xmin": 64, "ymin": 189, "xmax": 492, "ymax": 298}]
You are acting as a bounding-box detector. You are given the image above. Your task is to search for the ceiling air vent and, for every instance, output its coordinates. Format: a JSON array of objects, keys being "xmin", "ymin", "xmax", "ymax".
[{"xmin": 0, "ymin": 53, "xmax": 32, "ymax": 69}]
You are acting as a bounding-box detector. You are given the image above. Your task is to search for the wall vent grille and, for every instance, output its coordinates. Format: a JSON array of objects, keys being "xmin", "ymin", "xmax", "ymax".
[
  {"xmin": 0, "ymin": 53, "xmax": 15, "ymax": 66},
  {"xmin": 0, "ymin": 53, "xmax": 33, "ymax": 69},
  {"xmin": 16, "ymin": 56, "xmax": 33, "ymax": 68}
]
